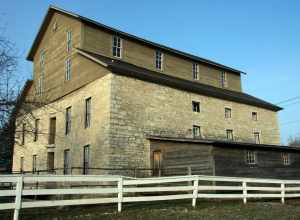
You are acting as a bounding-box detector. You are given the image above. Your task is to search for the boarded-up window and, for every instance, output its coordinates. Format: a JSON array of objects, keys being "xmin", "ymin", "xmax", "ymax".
[
  {"xmin": 34, "ymin": 119, "xmax": 39, "ymax": 142},
  {"xmin": 47, "ymin": 152, "xmax": 55, "ymax": 172},
  {"xmin": 65, "ymin": 107, "xmax": 71, "ymax": 135},
  {"xmin": 85, "ymin": 97, "xmax": 91, "ymax": 128},
  {"xmin": 32, "ymin": 155, "xmax": 37, "ymax": 173},
  {"xmin": 64, "ymin": 149, "xmax": 71, "ymax": 174},
  {"xmin": 49, "ymin": 117, "xmax": 56, "ymax": 144},
  {"xmin": 83, "ymin": 145, "xmax": 90, "ymax": 175}
]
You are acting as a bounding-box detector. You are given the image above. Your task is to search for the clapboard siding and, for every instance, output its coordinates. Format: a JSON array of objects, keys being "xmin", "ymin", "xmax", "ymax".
[
  {"xmin": 150, "ymin": 141, "xmax": 214, "ymax": 175},
  {"xmin": 213, "ymin": 146, "xmax": 300, "ymax": 179}
]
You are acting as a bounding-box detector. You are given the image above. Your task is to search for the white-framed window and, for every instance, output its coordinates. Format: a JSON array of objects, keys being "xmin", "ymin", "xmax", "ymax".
[
  {"xmin": 65, "ymin": 58, "xmax": 71, "ymax": 81},
  {"xmin": 65, "ymin": 107, "xmax": 72, "ymax": 135},
  {"xmin": 282, "ymin": 153, "xmax": 290, "ymax": 166},
  {"xmin": 225, "ymin": 107, "xmax": 232, "ymax": 119},
  {"xmin": 254, "ymin": 132, "xmax": 260, "ymax": 144},
  {"xmin": 112, "ymin": 35, "xmax": 122, "ymax": 58},
  {"xmin": 192, "ymin": 63, "xmax": 199, "ymax": 80},
  {"xmin": 66, "ymin": 30, "xmax": 72, "ymax": 53},
  {"xmin": 193, "ymin": 125, "xmax": 201, "ymax": 138},
  {"xmin": 155, "ymin": 50, "xmax": 163, "ymax": 70},
  {"xmin": 85, "ymin": 97, "xmax": 91, "ymax": 128},
  {"xmin": 252, "ymin": 112, "xmax": 258, "ymax": 121},
  {"xmin": 32, "ymin": 155, "xmax": 37, "ymax": 173},
  {"xmin": 192, "ymin": 101, "xmax": 200, "ymax": 113},
  {"xmin": 83, "ymin": 145, "xmax": 90, "ymax": 175},
  {"xmin": 221, "ymin": 71, "xmax": 227, "ymax": 88},
  {"xmin": 246, "ymin": 151, "xmax": 256, "ymax": 165},
  {"xmin": 226, "ymin": 129, "xmax": 234, "ymax": 140}
]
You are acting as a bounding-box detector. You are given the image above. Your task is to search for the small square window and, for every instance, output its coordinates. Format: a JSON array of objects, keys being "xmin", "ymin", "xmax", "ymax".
[
  {"xmin": 192, "ymin": 101, "xmax": 200, "ymax": 112},
  {"xmin": 225, "ymin": 108, "xmax": 232, "ymax": 118},
  {"xmin": 246, "ymin": 151, "xmax": 256, "ymax": 165},
  {"xmin": 226, "ymin": 129, "xmax": 233, "ymax": 140},
  {"xmin": 252, "ymin": 112, "xmax": 258, "ymax": 121},
  {"xmin": 282, "ymin": 153, "xmax": 290, "ymax": 166},
  {"xmin": 193, "ymin": 125, "xmax": 201, "ymax": 138}
]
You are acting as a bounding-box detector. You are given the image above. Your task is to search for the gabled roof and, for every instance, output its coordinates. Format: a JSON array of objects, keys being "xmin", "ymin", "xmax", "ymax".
[
  {"xmin": 77, "ymin": 49, "xmax": 282, "ymax": 112},
  {"xmin": 27, "ymin": 5, "xmax": 245, "ymax": 75}
]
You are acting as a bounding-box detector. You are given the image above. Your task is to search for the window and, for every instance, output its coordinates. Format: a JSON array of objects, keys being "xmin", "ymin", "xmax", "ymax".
[
  {"xmin": 34, "ymin": 119, "xmax": 39, "ymax": 142},
  {"xmin": 252, "ymin": 112, "xmax": 258, "ymax": 121},
  {"xmin": 49, "ymin": 117, "xmax": 56, "ymax": 144},
  {"xmin": 40, "ymin": 50, "xmax": 45, "ymax": 68},
  {"xmin": 112, "ymin": 36, "xmax": 122, "ymax": 58},
  {"xmin": 192, "ymin": 63, "xmax": 199, "ymax": 80},
  {"xmin": 66, "ymin": 31, "xmax": 72, "ymax": 52},
  {"xmin": 246, "ymin": 151, "xmax": 256, "ymax": 165},
  {"xmin": 192, "ymin": 101, "xmax": 200, "ymax": 113},
  {"xmin": 193, "ymin": 125, "xmax": 201, "ymax": 138},
  {"xmin": 37, "ymin": 76, "xmax": 43, "ymax": 96},
  {"xmin": 47, "ymin": 152, "xmax": 55, "ymax": 173},
  {"xmin": 83, "ymin": 145, "xmax": 90, "ymax": 175},
  {"xmin": 282, "ymin": 153, "xmax": 290, "ymax": 166},
  {"xmin": 155, "ymin": 50, "xmax": 163, "ymax": 70},
  {"xmin": 225, "ymin": 107, "xmax": 232, "ymax": 119},
  {"xmin": 220, "ymin": 71, "xmax": 227, "ymax": 88},
  {"xmin": 65, "ymin": 58, "xmax": 71, "ymax": 81},
  {"xmin": 20, "ymin": 157, "xmax": 24, "ymax": 173},
  {"xmin": 32, "ymin": 155, "xmax": 37, "ymax": 173},
  {"xmin": 254, "ymin": 132, "xmax": 260, "ymax": 144},
  {"xmin": 226, "ymin": 129, "xmax": 234, "ymax": 140},
  {"xmin": 85, "ymin": 97, "xmax": 91, "ymax": 128},
  {"xmin": 21, "ymin": 123, "xmax": 25, "ymax": 145},
  {"xmin": 65, "ymin": 107, "xmax": 72, "ymax": 135},
  {"xmin": 64, "ymin": 149, "xmax": 71, "ymax": 174}
]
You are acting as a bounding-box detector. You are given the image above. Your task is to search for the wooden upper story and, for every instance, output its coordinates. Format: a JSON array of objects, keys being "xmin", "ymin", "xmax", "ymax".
[{"xmin": 27, "ymin": 6, "xmax": 244, "ymax": 103}]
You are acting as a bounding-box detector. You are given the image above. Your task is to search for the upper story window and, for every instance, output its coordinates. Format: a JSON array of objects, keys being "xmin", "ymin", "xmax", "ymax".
[
  {"xmin": 282, "ymin": 153, "xmax": 290, "ymax": 166},
  {"xmin": 40, "ymin": 50, "xmax": 45, "ymax": 68},
  {"xmin": 66, "ymin": 30, "xmax": 72, "ymax": 53},
  {"xmin": 254, "ymin": 132, "xmax": 260, "ymax": 144},
  {"xmin": 65, "ymin": 107, "xmax": 72, "ymax": 135},
  {"xmin": 34, "ymin": 119, "xmax": 39, "ymax": 142},
  {"xmin": 246, "ymin": 151, "xmax": 256, "ymax": 165},
  {"xmin": 225, "ymin": 107, "xmax": 232, "ymax": 119},
  {"xmin": 32, "ymin": 155, "xmax": 37, "ymax": 173},
  {"xmin": 65, "ymin": 58, "xmax": 71, "ymax": 81},
  {"xmin": 112, "ymin": 36, "xmax": 122, "ymax": 58},
  {"xmin": 193, "ymin": 125, "xmax": 201, "ymax": 138},
  {"xmin": 192, "ymin": 101, "xmax": 200, "ymax": 113},
  {"xmin": 192, "ymin": 63, "xmax": 199, "ymax": 80},
  {"xmin": 252, "ymin": 112, "xmax": 258, "ymax": 121},
  {"xmin": 85, "ymin": 97, "xmax": 92, "ymax": 128},
  {"xmin": 220, "ymin": 71, "xmax": 227, "ymax": 88},
  {"xmin": 226, "ymin": 129, "xmax": 234, "ymax": 140},
  {"xmin": 37, "ymin": 77, "xmax": 43, "ymax": 96},
  {"xmin": 155, "ymin": 50, "xmax": 163, "ymax": 70}
]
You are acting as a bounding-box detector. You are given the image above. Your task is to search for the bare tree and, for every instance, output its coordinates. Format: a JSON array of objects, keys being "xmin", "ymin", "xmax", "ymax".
[{"xmin": 288, "ymin": 135, "xmax": 300, "ymax": 148}]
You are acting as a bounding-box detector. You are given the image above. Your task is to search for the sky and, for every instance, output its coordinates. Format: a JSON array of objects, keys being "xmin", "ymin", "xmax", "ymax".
[{"xmin": 1, "ymin": 0, "xmax": 300, "ymax": 144}]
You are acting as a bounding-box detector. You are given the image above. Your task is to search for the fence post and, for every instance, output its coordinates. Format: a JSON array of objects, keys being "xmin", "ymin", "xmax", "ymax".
[
  {"xmin": 117, "ymin": 177, "xmax": 123, "ymax": 212},
  {"xmin": 242, "ymin": 181, "xmax": 247, "ymax": 204},
  {"xmin": 13, "ymin": 175, "xmax": 24, "ymax": 220},
  {"xmin": 281, "ymin": 183, "xmax": 285, "ymax": 204},
  {"xmin": 192, "ymin": 177, "xmax": 199, "ymax": 207}
]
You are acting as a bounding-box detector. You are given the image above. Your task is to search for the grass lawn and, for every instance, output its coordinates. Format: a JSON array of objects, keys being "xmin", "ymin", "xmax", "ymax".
[{"xmin": 2, "ymin": 199, "xmax": 300, "ymax": 219}]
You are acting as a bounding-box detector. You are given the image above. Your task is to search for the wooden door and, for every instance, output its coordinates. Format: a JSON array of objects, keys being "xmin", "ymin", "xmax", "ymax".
[{"xmin": 153, "ymin": 151, "xmax": 162, "ymax": 176}]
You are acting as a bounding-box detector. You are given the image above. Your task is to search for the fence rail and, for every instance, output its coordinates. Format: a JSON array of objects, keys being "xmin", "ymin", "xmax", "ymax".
[{"xmin": 1, "ymin": 174, "xmax": 300, "ymax": 220}]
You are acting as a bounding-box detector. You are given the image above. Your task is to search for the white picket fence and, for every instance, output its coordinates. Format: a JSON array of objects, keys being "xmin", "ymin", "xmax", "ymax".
[{"xmin": 1, "ymin": 174, "xmax": 300, "ymax": 220}]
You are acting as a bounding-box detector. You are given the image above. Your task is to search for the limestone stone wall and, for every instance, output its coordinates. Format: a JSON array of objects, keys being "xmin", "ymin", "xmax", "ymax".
[
  {"xmin": 108, "ymin": 74, "xmax": 280, "ymax": 169},
  {"xmin": 12, "ymin": 75, "xmax": 112, "ymax": 173}
]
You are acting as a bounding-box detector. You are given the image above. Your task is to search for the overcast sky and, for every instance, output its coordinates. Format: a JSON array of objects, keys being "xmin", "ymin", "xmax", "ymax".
[{"xmin": 1, "ymin": 0, "xmax": 300, "ymax": 144}]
